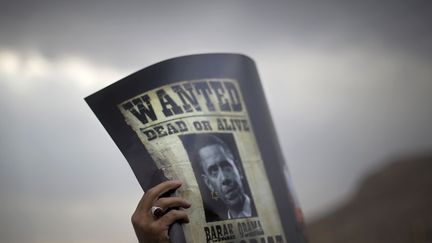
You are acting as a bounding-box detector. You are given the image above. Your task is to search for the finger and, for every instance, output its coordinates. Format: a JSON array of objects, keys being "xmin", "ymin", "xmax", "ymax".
[
  {"xmin": 154, "ymin": 197, "xmax": 191, "ymax": 210},
  {"xmin": 134, "ymin": 193, "xmax": 154, "ymax": 221},
  {"xmin": 142, "ymin": 180, "xmax": 182, "ymax": 210},
  {"xmin": 158, "ymin": 209, "xmax": 189, "ymax": 226},
  {"xmin": 135, "ymin": 193, "xmax": 147, "ymax": 213}
]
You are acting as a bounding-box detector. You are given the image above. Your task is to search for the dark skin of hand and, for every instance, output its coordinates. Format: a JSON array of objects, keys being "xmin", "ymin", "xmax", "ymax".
[{"xmin": 131, "ymin": 180, "xmax": 191, "ymax": 243}]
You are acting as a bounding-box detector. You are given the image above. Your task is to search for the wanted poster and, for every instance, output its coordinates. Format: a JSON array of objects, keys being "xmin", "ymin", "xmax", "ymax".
[{"xmin": 86, "ymin": 54, "xmax": 305, "ymax": 243}]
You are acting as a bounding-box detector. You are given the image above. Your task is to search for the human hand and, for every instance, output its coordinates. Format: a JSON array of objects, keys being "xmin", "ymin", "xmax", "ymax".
[{"xmin": 131, "ymin": 180, "xmax": 191, "ymax": 243}]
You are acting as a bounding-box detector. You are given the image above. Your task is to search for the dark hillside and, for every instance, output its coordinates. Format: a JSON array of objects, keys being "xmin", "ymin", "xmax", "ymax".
[{"xmin": 307, "ymin": 155, "xmax": 432, "ymax": 243}]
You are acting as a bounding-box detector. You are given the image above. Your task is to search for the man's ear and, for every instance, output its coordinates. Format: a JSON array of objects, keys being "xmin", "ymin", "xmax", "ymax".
[
  {"xmin": 202, "ymin": 174, "xmax": 214, "ymax": 191},
  {"xmin": 235, "ymin": 159, "xmax": 245, "ymax": 180}
]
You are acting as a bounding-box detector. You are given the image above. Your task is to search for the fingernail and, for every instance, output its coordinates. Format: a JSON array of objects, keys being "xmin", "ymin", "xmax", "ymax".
[{"xmin": 173, "ymin": 180, "xmax": 182, "ymax": 184}]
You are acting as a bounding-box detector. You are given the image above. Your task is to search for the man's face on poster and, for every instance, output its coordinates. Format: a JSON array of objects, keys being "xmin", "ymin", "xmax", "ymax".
[{"xmin": 198, "ymin": 144, "xmax": 245, "ymax": 209}]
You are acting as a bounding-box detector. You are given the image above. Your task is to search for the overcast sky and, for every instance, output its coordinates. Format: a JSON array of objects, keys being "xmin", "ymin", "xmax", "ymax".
[{"xmin": 1, "ymin": 1, "xmax": 432, "ymax": 243}]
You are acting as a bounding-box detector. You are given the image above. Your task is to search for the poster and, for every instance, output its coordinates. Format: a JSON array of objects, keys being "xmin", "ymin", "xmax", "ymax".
[{"xmin": 86, "ymin": 54, "xmax": 305, "ymax": 243}]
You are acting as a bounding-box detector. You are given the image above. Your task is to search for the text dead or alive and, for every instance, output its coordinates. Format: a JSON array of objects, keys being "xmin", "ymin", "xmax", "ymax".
[{"xmin": 140, "ymin": 118, "xmax": 250, "ymax": 141}]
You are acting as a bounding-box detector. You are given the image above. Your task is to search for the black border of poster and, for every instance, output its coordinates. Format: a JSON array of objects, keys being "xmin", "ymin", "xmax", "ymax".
[{"xmin": 85, "ymin": 53, "xmax": 305, "ymax": 243}]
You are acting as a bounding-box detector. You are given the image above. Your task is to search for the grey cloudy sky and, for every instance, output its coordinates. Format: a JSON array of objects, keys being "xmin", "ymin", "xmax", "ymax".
[{"xmin": 1, "ymin": 1, "xmax": 431, "ymax": 243}]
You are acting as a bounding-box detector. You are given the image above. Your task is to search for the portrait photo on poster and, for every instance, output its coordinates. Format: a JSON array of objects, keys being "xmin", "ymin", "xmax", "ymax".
[{"xmin": 179, "ymin": 133, "xmax": 258, "ymax": 222}]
